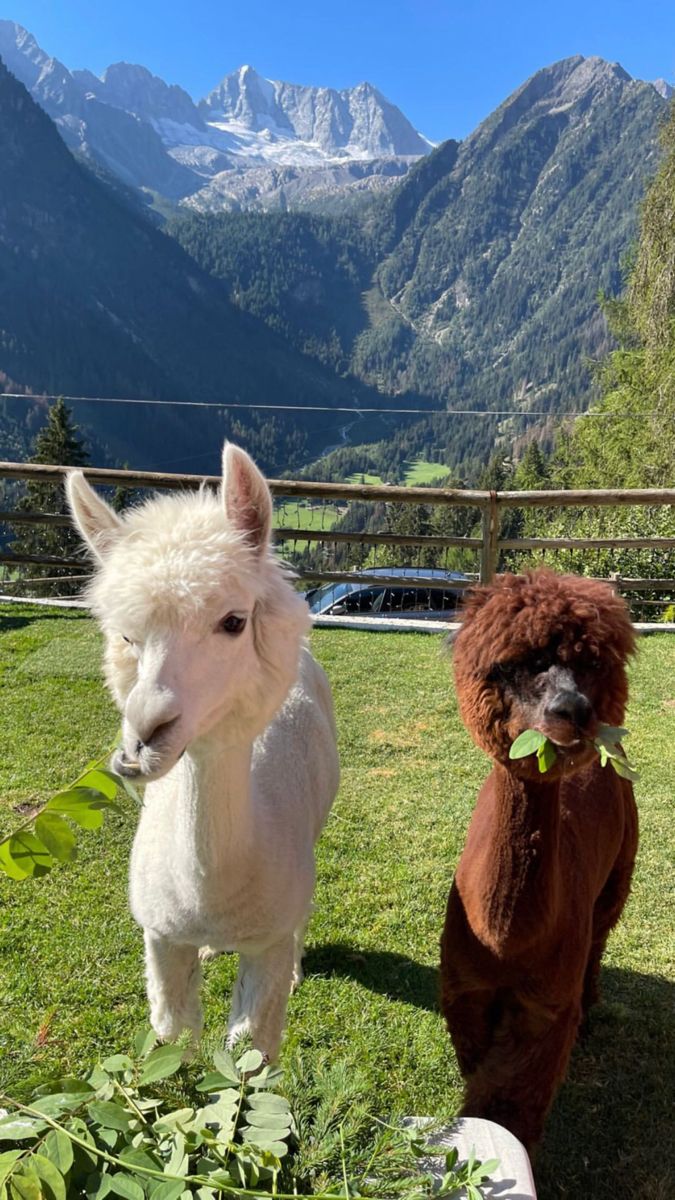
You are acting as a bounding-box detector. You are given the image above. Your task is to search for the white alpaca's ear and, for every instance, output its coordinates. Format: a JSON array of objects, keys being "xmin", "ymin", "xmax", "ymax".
[
  {"xmin": 66, "ymin": 471, "xmax": 122, "ymax": 561},
  {"xmin": 222, "ymin": 442, "xmax": 272, "ymax": 553}
]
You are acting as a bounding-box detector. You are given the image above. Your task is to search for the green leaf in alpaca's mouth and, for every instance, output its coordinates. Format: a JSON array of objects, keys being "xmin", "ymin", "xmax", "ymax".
[
  {"xmin": 509, "ymin": 724, "xmax": 640, "ymax": 780},
  {"xmin": 593, "ymin": 724, "xmax": 640, "ymax": 781},
  {"xmin": 509, "ymin": 729, "xmax": 558, "ymax": 773}
]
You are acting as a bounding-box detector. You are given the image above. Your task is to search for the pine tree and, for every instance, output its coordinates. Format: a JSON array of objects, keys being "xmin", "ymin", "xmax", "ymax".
[{"xmin": 10, "ymin": 399, "xmax": 90, "ymax": 596}]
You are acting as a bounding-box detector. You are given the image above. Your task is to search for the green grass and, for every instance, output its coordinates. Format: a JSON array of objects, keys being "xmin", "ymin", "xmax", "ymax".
[
  {"xmin": 346, "ymin": 472, "xmax": 384, "ymax": 486},
  {"xmin": 402, "ymin": 460, "xmax": 451, "ymax": 486},
  {"xmin": 345, "ymin": 462, "xmax": 451, "ymax": 487},
  {"xmin": 274, "ymin": 501, "xmax": 342, "ymax": 532},
  {"xmin": 0, "ymin": 605, "xmax": 674, "ymax": 1198},
  {"xmin": 274, "ymin": 500, "xmax": 343, "ymax": 553}
]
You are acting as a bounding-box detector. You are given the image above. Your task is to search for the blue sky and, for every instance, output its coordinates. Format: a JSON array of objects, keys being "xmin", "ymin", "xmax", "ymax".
[{"xmin": 6, "ymin": 0, "xmax": 675, "ymax": 141}]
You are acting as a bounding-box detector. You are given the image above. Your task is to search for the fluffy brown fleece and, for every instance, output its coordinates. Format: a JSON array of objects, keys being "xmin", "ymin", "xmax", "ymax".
[{"xmin": 440, "ymin": 569, "xmax": 638, "ymax": 1150}]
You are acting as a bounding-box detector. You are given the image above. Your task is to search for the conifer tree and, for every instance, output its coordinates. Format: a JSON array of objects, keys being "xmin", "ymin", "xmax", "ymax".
[{"xmin": 10, "ymin": 399, "xmax": 90, "ymax": 595}]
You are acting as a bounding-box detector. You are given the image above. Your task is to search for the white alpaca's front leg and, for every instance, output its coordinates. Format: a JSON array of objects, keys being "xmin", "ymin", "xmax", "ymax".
[
  {"xmin": 144, "ymin": 932, "xmax": 202, "ymax": 1042},
  {"xmin": 292, "ymin": 916, "xmax": 309, "ymax": 991},
  {"xmin": 226, "ymin": 936, "xmax": 295, "ymax": 1062}
]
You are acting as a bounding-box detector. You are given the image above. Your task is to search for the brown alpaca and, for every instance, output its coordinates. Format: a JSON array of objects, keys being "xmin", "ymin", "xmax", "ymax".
[{"xmin": 440, "ymin": 569, "xmax": 638, "ymax": 1150}]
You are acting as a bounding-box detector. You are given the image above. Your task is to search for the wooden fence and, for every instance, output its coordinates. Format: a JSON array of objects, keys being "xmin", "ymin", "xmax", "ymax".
[{"xmin": 1, "ymin": 462, "xmax": 674, "ymax": 616}]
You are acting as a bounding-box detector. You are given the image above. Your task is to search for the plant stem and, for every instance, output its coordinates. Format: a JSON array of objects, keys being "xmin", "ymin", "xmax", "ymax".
[{"xmin": 113, "ymin": 1077, "xmax": 147, "ymax": 1125}]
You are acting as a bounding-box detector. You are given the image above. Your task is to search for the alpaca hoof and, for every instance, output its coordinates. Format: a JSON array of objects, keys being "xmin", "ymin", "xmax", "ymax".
[
  {"xmin": 226, "ymin": 1015, "xmax": 252, "ymax": 1049},
  {"xmin": 199, "ymin": 945, "xmax": 223, "ymax": 964},
  {"xmin": 291, "ymin": 964, "xmax": 304, "ymax": 993}
]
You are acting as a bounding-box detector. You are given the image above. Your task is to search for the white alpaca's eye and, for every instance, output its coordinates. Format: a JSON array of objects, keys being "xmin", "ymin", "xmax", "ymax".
[
  {"xmin": 122, "ymin": 635, "xmax": 133, "ymax": 644},
  {"xmin": 218, "ymin": 614, "xmax": 247, "ymax": 636}
]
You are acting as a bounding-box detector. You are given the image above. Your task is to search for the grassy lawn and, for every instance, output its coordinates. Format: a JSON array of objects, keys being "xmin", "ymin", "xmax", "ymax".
[
  {"xmin": 274, "ymin": 500, "xmax": 343, "ymax": 553},
  {"xmin": 0, "ymin": 605, "xmax": 673, "ymax": 1198},
  {"xmin": 274, "ymin": 501, "xmax": 343, "ymax": 532},
  {"xmin": 345, "ymin": 461, "xmax": 451, "ymax": 487}
]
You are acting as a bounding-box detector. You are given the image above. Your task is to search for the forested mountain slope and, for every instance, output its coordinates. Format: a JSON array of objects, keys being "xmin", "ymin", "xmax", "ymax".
[{"xmin": 172, "ymin": 56, "xmax": 667, "ymax": 476}]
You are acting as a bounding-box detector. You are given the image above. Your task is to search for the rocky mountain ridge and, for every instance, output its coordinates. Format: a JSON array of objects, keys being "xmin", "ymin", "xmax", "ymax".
[{"xmin": 0, "ymin": 22, "xmax": 431, "ymax": 209}]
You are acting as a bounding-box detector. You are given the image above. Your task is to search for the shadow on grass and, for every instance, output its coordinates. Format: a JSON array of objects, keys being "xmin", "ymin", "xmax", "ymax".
[
  {"xmin": 305, "ymin": 942, "xmax": 440, "ymax": 1012},
  {"xmin": 537, "ymin": 966, "xmax": 674, "ymax": 1199},
  {"xmin": 307, "ymin": 950, "xmax": 673, "ymax": 1198},
  {"xmin": 0, "ymin": 610, "xmax": 89, "ymax": 632}
]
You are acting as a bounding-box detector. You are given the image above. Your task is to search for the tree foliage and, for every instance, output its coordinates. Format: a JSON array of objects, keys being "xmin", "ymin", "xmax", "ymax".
[{"xmin": 9, "ymin": 400, "xmax": 90, "ymax": 596}]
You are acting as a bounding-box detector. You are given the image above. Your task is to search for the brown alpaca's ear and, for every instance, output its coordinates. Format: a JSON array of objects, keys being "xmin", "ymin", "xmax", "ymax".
[
  {"xmin": 66, "ymin": 471, "xmax": 123, "ymax": 561},
  {"xmin": 222, "ymin": 442, "xmax": 272, "ymax": 554}
]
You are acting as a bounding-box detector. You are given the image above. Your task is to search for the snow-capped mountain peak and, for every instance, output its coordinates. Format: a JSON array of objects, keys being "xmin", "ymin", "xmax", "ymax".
[{"xmin": 200, "ymin": 65, "xmax": 431, "ymax": 158}]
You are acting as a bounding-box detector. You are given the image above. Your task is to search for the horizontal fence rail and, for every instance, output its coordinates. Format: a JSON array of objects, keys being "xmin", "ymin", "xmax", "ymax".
[{"xmin": 1, "ymin": 462, "xmax": 674, "ymax": 622}]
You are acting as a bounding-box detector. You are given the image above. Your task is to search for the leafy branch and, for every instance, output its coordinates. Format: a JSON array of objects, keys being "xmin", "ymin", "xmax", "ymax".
[
  {"xmin": 0, "ymin": 1035, "xmax": 498, "ymax": 1200},
  {"xmin": 0, "ymin": 751, "xmax": 141, "ymax": 882}
]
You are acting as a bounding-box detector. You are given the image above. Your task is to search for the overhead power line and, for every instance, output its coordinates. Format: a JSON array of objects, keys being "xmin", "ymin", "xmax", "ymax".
[{"xmin": 0, "ymin": 391, "xmax": 643, "ymax": 418}]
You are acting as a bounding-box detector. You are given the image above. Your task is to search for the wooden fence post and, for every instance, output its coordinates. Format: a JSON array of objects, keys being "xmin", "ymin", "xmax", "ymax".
[{"xmin": 480, "ymin": 492, "xmax": 500, "ymax": 584}]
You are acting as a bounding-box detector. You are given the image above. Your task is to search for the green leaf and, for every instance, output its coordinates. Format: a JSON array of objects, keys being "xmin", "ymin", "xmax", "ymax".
[
  {"xmin": 87, "ymin": 1101, "xmax": 134, "ymax": 1132},
  {"xmin": 46, "ymin": 789, "xmax": 118, "ymax": 830},
  {"xmin": 246, "ymin": 1093, "xmax": 290, "ymax": 1113},
  {"xmin": 243, "ymin": 1109, "xmax": 292, "ymax": 1130},
  {"xmin": 42, "ymin": 1131, "xmax": 73, "ymax": 1176},
  {"xmin": 211, "ymin": 1050, "xmax": 239, "ymax": 1085},
  {"xmin": 101, "ymin": 1055, "xmax": 133, "ymax": 1075},
  {"xmin": 78, "ymin": 770, "xmax": 119, "ymax": 800},
  {"xmin": 152, "ymin": 1108, "xmax": 194, "ymax": 1134},
  {"xmin": 596, "ymin": 725, "xmax": 629, "ymax": 743},
  {"xmin": 32, "ymin": 1090, "xmax": 93, "ymax": 1116},
  {"xmin": 0, "ymin": 1115, "xmax": 47, "ymax": 1141},
  {"xmin": 0, "ymin": 1155, "xmax": 22, "ymax": 1188},
  {"xmin": 108, "ymin": 1177, "xmax": 145, "ymax": 1200},
  {"xmin": 444, "ymin": 1148, "xmax": 458, "ymax": 1171},
  {"xmin": 29, "ymin": 1154, "xmax": 66, "ymax": 1200},
  {"xmin": 34, "ymin": 813, "xmax": 77, "ymax": 863},
  {"xmin": 9, "ymin": 1173, "xmax": 42, "ymax": 1200},
  {"xmin": 236, "ymin": 1049, "xmax": 263, "ymax": 1075},
  {"xmin": 118, "ymin": 1147, "xmax": 160, "ymax": 1173},
  {"xmin": 149, "ymin": 1184, "xmax": 184, "ymax": 1200},
  {"xmin": 0, "ymin": 841, "xmax": 32, "ymax": 881},
  {"xmin": 608, "ymin": 755, "xmax": 640, "ymax": 781},
  {"xmin": 247, "ymin": 1065, "xmax": 283, "ymax": 1089},
  {"xmin": 241, "ymin": 1133, "xmax": 287, "ymax": 1157},
  {"xmin": 195, "ymin": 1073, "xmax": 236, "ymax": 1094},
  {"xmin": 537, "ymin": 738, "xmax": 557, "ymax": 773},
  {"xmin": 6, "ymin": 833, "xmax": 53, "ymax": 877},
  {"xmin": 165, "ymin": 1134, "xmax": 188, "ymax": 1178},
  {"xmin": 509, "ymin": 729, "xmax": 547, "ymax": 759},
  {"xmin": 133, "ymin": 1028, "xmax": 157, "ymax": 1060},
  {"xmin": 84, "ymin": 1173, "xmax": 112, "ymax": 1200},
  {"xmin": 240, "ymin": 1121, "xmax": 290, "ymax": 1142},
  {"xmin": 138, "ymin": 1045, "xmax": 184, "ymax": 1086},
  {"xmin": 598, "ymin": 743, "xmax": 610, "ymax": 767},
  {"xmin": 473, "ymin": 1157, "xmax": 500, "ymax": 1179},
  {"xmin": 67, "ymin": 1120, "xmax": 97, "ymax": 1171}
]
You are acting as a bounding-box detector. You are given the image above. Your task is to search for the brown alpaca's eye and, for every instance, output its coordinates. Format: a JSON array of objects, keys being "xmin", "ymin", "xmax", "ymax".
[{"xmin": 219, "ymin": 614, "xmax": 247, "ymax": 636}]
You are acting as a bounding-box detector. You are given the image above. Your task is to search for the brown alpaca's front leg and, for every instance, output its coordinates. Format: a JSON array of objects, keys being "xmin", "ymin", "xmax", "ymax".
[
  {"xmin": 582, "ymin": 844, "xmax": 637, "ymax": 1020},
  {"xmin": 442, "ymin": 989, "xmax": 500, "ymax": 1077},
  {"xmin": 460, "ymin": 1000, "xmax": 581, "ymax": 1151}
]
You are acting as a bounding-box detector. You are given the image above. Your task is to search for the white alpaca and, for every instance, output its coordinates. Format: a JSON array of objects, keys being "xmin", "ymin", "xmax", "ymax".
[{"xmin": 67, "ymin": 443, "xmax": 339, "ymax": 1060}]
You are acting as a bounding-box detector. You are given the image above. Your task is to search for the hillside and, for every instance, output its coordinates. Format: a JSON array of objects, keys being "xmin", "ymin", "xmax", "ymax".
[
  {"xmin": 0, "ymin": 57, "xmax": 398, "ymax": 475},
  {"xmin": 171, "ymin": 56, "xmax": 667, "ymax": 477}
]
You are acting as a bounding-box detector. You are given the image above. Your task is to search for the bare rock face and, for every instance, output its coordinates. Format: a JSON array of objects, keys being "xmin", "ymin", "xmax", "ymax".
[
  {"xmin": 201, "ymin": 65, "xmax": 430, "ymax": 158},
  {"xmin": 0, "ymin": 22, "xmax": 431, "ymax": 209}
]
